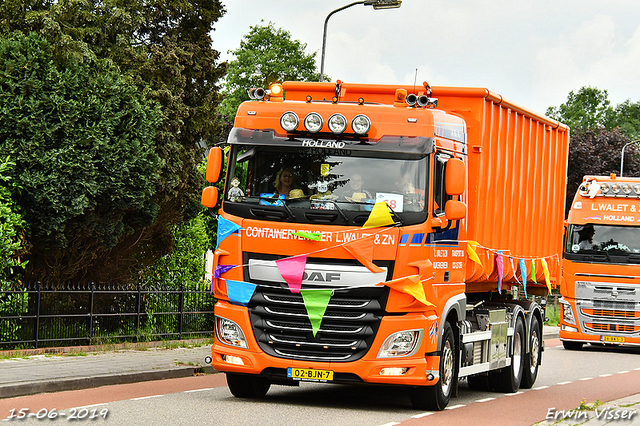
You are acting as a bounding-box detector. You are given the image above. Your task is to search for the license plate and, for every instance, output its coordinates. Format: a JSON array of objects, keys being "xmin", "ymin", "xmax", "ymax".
[
  {"xmin": 287, "ymin": 367, "xmax": 334, "ymax": 382},
  {"xmin": 602, "ymin": 336, "xmax": 625, "ymax": 343}
]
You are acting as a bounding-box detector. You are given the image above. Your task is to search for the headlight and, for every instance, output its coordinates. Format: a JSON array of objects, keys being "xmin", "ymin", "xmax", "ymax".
[
  {"xmin": 280, "ymin": 112, "xmax": 299, "ymax": 131},
  {"xmin": 611, "ymin": 183, "xmax": 621, "ymax": 194},
  {"xmin": 377, "ymin": 329, "xmax": 422, "ymax": 358},
  {"xmin": 560, "ymin": 300, "xmax": 576, "ymax": 325},
  {"xmin": 216, "ymin": 316, "xmax": 248, "ymax": 348},
  {"xmin": 304, "ymin": 112, "xmax": 323, "ymax": 133},
  {"xmin": 328, "ymin": 113, "xmax": 347, "ymax": 134},
  {"xmin": 351, "ymin": 114, "xmax": 371, "ymax": 135}
]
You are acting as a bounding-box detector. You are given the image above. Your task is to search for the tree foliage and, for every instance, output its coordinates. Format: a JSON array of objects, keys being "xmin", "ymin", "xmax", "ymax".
[
  {"xmin": 219, "ymin": 22, "xmax": 322, "ymax": 119},
  {"xmin": 0, "ymin": 156, "xmax": 26, "ymax": 283},
  {"xmin": 546, "ymin": 86, "xmax": 616, "ymax": 132},
  {"xmin": 0, "ymin": 0, "xmax": 227, "ymax": 282}
]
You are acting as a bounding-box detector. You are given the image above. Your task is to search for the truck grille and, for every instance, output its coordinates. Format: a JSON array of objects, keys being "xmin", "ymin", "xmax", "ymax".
[
  {"xmin": 248, "ymin": 286, "xmax": 388, "ymax": 362},
  {"xmin": 584, "ymin": 323, "xmax": 640, "ymax": 334}
]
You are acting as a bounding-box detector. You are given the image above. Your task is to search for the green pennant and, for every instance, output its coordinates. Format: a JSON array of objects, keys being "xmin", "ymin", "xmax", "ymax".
[
  {"xmin": 530, "ymin": 259, "xmax": 537, "ymax": 283},
  {"xmin": 300, "ymin": 289, "xmax": 333, "ymax": 337},
  {"xmin": 291, "ymin": 231, "xmax": 322, "ymax": 241}
]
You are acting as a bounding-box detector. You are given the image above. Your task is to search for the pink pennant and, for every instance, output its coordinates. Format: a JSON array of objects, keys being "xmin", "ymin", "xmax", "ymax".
[{"xmin": 276, "ymin": 255, "xmax": 307, "ymax": 293}]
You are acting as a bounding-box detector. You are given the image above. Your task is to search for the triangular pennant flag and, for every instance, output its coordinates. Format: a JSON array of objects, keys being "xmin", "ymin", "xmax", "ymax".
[
  {"xmin": 300, "ymin": 289, "xmax": 333, "ymax": 337},
  {"xmin": 276, "ymin": 255, "xmax": 307, "ymax": 294},
  {"xmin": 509, "ymin": 257, "xmax": 520, "ymax": 284},
  {"xmin": 214, "ymin": 264, "xmax": 235, "ymax": 279},
  {"xmin": 226, "ymin": 280, "xmax": 257, "ymax": 306},
  {"xmin": 378, "ymin": 275, "xmax": 434, "ymax": 306},
  {"xmin": 530, "ymin": 259, "xmax": 537, "ymax": 283},
  {"xmin": 216, "ymin": 217, "xmax": 242, "ymax": 249},
  {"xmin": 343, "ymin": 235, "xmax": 384, "ymax": 273},
  {"xmin": 291, "ymin": 231, "xmax": 322, "ymax": 241},
  {"xmin": 496, "ymin": 250, "xmax": 504, "ymax": 293},
  {"xmin": 211, "ymin": 264, "xmax": 236, "ymax": 294},
  {"xmin": 541, "ymin": 258, "xmax": 552, "ymax": 293},
  {"xmin": 362, "ymin": 201, "xmax": 395, "ymax": 228},
  {"xmin": 467, "ymin": 241, "xmax": 483, "ymax": 266},
  {"xmin": 519, "ymin": 259, "xmax": 528, "ymax": 298}
]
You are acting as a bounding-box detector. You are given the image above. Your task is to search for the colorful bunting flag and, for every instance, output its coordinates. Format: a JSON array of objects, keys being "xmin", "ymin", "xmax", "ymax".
[
  {"xmin": 541, "ymin": 258, "xmax": 552, "ymax": 293},
  {"xmin": 276, "ymin": 255, "xmax": 307, "ymax": 294},
  {"xmin": 509, "ymin": 257, "xmax": 520, "ymax": 284},
  {"xmin": 467, "ymin": 241, "xmax": 483, "ymax": 266},
  {"xmin": 362, "ymin": 202, "xmax": 395, "ymax": 228},
  {"xmin": 216, "ymin": 217, "xmax": 243, "ymax": 249},
  {"xmin": 530, "ymin": 259, "xmax": 537, "ymax": 283},
  {"xmin": 226, "ymin": 280, "xmax": 257, "ymax": 306},
  {"xmin": 519, "ymin": 259, "xmax": 528, "ymax": 298},
  {"xmin": 379, "ymin": 275, "xmax": 433, "ymax": 306},
  {"xmin": 211, "ymin": 264, "xmax": 236, "ymax": 294},
  {"xmin": 291, "ymin": 231, "xmax": 322, "ymax": 241},
  {"xmin": 300, "ymin": 289, "xmax": 333, "ymax": 337},
  {"xmin": 343, "ymin": 235, "xmax": 384, "ymax": 273},
  {"xmin": 496, "ymin": 250, "xmax": 504, "ymax": 293}
]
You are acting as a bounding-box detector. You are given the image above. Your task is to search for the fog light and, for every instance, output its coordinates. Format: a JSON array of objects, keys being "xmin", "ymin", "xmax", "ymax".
[
  {"xmin": 380, "ymin": 367, "xmax": 409, "ymax": 376},
  {"xmin": 328, "ymin": 113, "xmax": 347, "ymax": 134},
  {"xmin": 304, "ymin": 112, "xmax": 323, "ymax": 133},
  {"xmin": 351, "ymin": 114, "xmax": 371, "ymax": 135},
  {"xmin": 280, "ymin": 111, "xmax": 299, "ymax": 131},
  {"xmin": 222, "ymin": 354, "xmax": 245, "ymax": 365},
  {"xmin": 561, "ymin": 325, "xmax": 579, "ymax": 333}
]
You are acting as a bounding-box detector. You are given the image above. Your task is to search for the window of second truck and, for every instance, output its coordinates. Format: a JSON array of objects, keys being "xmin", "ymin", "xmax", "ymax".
[{"xmin": 566, "ymin": 223, "xmax": 640, "ymax": 262}]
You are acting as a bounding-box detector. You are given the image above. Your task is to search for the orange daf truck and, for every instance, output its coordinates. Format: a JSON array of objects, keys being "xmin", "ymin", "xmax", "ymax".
[
  {"xmin": 561, "ymin": 174, "xmax": 640, "ymax": 349},
  {"xmin": 202, "ymin": 80, "xmax": 569, "ymax": 410}
]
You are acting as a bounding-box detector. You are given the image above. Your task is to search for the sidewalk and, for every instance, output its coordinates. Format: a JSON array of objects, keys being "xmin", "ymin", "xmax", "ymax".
[{"xmin": 0, "ymin": 341, "xmax": 214, "ymax": 399}]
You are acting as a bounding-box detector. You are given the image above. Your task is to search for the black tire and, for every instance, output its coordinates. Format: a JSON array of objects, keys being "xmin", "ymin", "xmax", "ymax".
[
  {"xmin": 409, "ymin": 322, "xmax": 456, "ymax": 411},
  {"xmin": 562, "ymin": 340, "xmax": 583, "ymax": 350},
  {"xmin": 521, "ymin": 316, "xmax": 541, "ymax": 389},
  {"xmin": 226, "ymin": 373, "xmax": 271, "ymax": 398},
  {"xmin": 467, "ymin": 374, "xmax": 492, "ymax": 391},
  {"xmin": 491, "ymin": 316, "xmax": 525, "ymax": 393}
]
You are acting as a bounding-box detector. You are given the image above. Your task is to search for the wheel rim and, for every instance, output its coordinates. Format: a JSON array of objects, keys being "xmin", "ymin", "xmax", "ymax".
[
  {"xmin": 529, "ymin": 331, "xmax": 539, "ymax": 374},
  {"xmin": 441, "ymin": 340, "xmax": 453, "ymax": 396},
  {"xmin": 513, "ymin": 330, "xmax": 523, "ymax": 377}
]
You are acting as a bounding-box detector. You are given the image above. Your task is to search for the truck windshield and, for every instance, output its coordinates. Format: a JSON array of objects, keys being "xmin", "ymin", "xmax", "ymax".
[
  {"xmin": 566, "ymin": 224, "xmax": 640, "ymax": 262},
  {"xmin": 223, "ymin": 140, "xmax": 429, "ymax": 226}
]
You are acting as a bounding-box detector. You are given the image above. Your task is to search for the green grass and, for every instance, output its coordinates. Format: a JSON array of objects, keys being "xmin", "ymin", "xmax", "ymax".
[{"xmin": 545, "ymin": 304, "xmax": 560, "ymax": 326}]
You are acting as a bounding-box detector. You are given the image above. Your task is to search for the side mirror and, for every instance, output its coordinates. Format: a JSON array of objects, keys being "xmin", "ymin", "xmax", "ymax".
[
  {"xmin": 206, "ymin": 147, "xmax": 224, "ymax": 183},
  {"xmin": 201, "ymin": 186, "xmax": 219, "ymax": 208},
  {"xmin": 445, "ymin": 158, "xmax": 465, "ymax": 195},
  {"xmin": 445, "ymin": 200, "xmax": 467, "ymax": 220}
]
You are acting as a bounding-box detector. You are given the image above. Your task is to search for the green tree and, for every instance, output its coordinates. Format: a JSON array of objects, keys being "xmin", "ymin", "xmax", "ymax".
[
  {"xmin": 0, "ymin": 156, "xmax": 26, "ymax": 282},
  {"xmin": 0, "ymin": 1, "xmax": 227, "ymax": 282},
  {"xmin": 219, "ymin": 22, "xmax": 322, "ymax": 119},
  {"xmin": 546, "ymin": 86, "xmax": 616, "ymax": 132},
  {"xmin": 611, "ymin": 100, "xmax": 640, "ymax": 141},
  {"xmin": 0, "ymin": 32, "xmax": 162, "ymax": 281}
]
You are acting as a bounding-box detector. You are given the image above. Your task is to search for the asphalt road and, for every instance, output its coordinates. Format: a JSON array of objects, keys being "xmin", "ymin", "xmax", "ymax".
[{"xmin": 2, "ymin": 338, "xmax": 640, "ymax": 426}]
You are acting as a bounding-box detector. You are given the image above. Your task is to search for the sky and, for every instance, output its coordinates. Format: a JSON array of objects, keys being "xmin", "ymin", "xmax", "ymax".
[{"xmin": 212, "ymin": 0, "xmax": 640, "ymax": 116}]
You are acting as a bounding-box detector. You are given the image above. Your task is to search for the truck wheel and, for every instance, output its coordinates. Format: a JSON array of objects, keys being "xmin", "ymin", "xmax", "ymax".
[
  {"xmin": 562, "ymin": 340, "xmax": 583, "ymax": 350},
  {"xmin": 520, "ymin": 316, "xmax": 541, "ymax": 389},
  {"xmin": 467, "ymin": 374, "xmax": 491, "ymax": 391},
  {"xmin": 491, "ymin": 316, "xmax": 525, "ymax": 393},
  {"xmin": 409, "ymin": 322, "xmax": 456, "ymax": 411},
  {"xmin": 226, "ymin": 373, "xmax": 271, "ymax": 398}
]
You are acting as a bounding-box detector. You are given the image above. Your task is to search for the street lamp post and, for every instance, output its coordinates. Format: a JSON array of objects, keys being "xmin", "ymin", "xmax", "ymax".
[
  {"xmin": 620, "ymin": 140, "xmax": 640, "ymax": 177},
  {"xmin": 319, "ymin": 0, "xmax": 401, "ymax": 82}
]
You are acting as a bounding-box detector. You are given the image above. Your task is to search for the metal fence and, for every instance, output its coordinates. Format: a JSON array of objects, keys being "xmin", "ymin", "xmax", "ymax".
[{"xmin": 0, "ymin": 281, "xmax": 216, "ymax": 349}]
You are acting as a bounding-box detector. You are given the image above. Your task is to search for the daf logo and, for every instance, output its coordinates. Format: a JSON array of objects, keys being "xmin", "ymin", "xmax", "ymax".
[{"xmin": 303, "ymin": 272, "xmax": 341, "ymax": 282}]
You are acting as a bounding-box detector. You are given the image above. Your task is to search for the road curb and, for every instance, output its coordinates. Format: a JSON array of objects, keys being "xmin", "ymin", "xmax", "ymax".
[{"xmin": 0, "ymin": 367, "xmax": 200, "ymax": 400}]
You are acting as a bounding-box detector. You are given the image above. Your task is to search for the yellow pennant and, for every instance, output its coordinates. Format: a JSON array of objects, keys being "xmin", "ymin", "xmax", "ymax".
[
  {"xmin": 541, "ymin": 258, "xmax": 552, "ymax": 293},
  {"xmin": 362, "ymin": 202, "xmax": 395, "ymax": 229},
  {"xmin": 467, "ymin": 241, "xmax": 483, "ymax": 266}
]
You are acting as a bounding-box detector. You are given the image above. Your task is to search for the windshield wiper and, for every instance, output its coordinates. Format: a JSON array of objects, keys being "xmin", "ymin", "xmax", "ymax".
[
  {"xmin": 244, "ymin": 195, "xmax": 295, "ymax": 219},
  {"xmin": 313, "ymin": 200, "xmax": 349, "ymax": 222}
]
